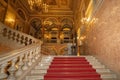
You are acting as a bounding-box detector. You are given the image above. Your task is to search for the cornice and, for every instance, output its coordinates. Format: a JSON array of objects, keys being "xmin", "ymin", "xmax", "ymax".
[{"xmin": 29, "ymin": 14, "xmax": 73, "ymax": 17}]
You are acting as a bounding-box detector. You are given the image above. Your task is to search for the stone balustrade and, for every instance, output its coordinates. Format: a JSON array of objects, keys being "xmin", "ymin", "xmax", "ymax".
[
  {"xmin": 0, "ymin": 22, "xmax": 38, "ymax": 46},
  {"xmin": 0, "ymin": 44, "xmax": 41, "ymax": 80},
  {"xmin": 0, "ymin": 22, "xmax": 43, "ymax": 80}
]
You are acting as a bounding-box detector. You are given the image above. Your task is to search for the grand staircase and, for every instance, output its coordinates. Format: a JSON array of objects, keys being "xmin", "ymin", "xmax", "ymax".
[
  {"xmin": 26, "ymin": 55, "xmax": 118, "ymax": 80},
  {"xmin": 0, "ymin": 22, "xmax": 118, "ymax": 80}
]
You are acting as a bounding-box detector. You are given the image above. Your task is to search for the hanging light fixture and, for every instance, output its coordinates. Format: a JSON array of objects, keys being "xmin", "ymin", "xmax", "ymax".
[{"xmin": 28, "ymin": 0, "xmax": 49, "ymax": 12}]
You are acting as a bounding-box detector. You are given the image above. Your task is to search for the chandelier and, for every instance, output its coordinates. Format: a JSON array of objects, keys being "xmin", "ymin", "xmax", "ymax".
[{"xmin": 28, "ymin": 0, "xmax": 49, "ymax": 12}]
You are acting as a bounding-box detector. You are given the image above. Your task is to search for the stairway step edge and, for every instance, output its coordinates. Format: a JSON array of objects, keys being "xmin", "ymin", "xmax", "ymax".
[
  {"xmin": 38, "ymin": 63, "xmax": 51, "ymax": 65},
  {"xmin": 90, "ymin": 62, "xmax": 102, "ymax": 64},
  {"xmin": 96, "ymin": 69, "xmax": 110, "ymax": 73},
  {"xmin": 102, "ymin": 78, "xmax": 118, "ymax": 80},
  {"xmin": 101, "ymin": 74, "xmax": 117, "ymax": 78},
  {"xmin": 92, "ymin": 65, "xmax": 105, "ymax": 68},
  {"xmin": 35, "ymin": 66, "xmax": 49, "ymax": 69},
  {"xmin": 31, "ymin": 70, "xmax": 47, "ymax": 74},
  {"xmin": 26, "ymin": 76, "xmax": 44, "ymax": 80},
  {"xmin": 81, "ymin": 55, "xmax": 94, "ymax": 57}
]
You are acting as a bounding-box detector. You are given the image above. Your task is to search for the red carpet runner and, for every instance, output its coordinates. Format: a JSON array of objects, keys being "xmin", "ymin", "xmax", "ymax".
[{"xmin": 44, "ymin": 57, "xmax": 102, "ymax": 80}]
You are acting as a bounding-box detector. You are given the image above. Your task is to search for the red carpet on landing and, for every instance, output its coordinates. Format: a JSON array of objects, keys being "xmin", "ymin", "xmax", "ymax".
[{"xmin": 44, "ymin": 57, "xmax": 102, "ymax": 80}]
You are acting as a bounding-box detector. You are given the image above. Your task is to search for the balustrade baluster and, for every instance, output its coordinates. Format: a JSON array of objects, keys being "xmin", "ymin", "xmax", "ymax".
[
  {"xmin": 12, "ymin": 32, "xmax": 16, "ymax": 41},
  {"xmin": 8, "ymin": 31, "xmax": 11, "ymax": 39},
  {"xmin": 7, "ymin": 58, "xmax": 17, "ymax": 80},
  {"xmin": 36, "ymin": 47, "xmax": 40, "ymax": 58},
  {"xmin": 0, "ymin": 63, "xmax": 8, "ymax": 79},
  {"xmin": 25, "ymin": 37, "xmax": 28, "ymax": 45},
  {"xmin": 22, "ymin": 53, "xmax": 28, "ymax": 70},
  {"xmin": 14, "ymin": 33, "xmax": 18, "ymax": 42},
  {"xmin": 29, "ymin": 39, "xmax": 32, "ymax": 45},
  {"xmin": 26, "ymin": 39, "xmax": 30, "ymax": 45},
  {"xmin": 16, "ymin": 34, "xmax": 19, "ymax": 42},
  {"xmin": 15, "ymin": 55, "xmax": 24, "ymax": 77},
  {"xmin": 21, "ymin": 36, "xmax": 23, "ymax": 45},
  {"xmin": 28, "ymin": 51, "xmax": 33, "ymax": 66},
  {"xmin": 39, "ymin": 47, "xmax": 41, "ymax": 56},
  {"xmin": 10, "ymin": 31, "xmax": 14, "ymax": 40},
  {"xmin": 32, "ymin": 50, "xmax": 35, "ymax": 62},
  {"xmin": 18, "ymin": 34, "xmax": 22, "ymax": 44},
  {"xmin": 35, "ymin": 48, "xmax": 38, "ymax": 60},
  {"xmin": 22, "ymin": 36, "xmax": 26, "ymax": 45}
]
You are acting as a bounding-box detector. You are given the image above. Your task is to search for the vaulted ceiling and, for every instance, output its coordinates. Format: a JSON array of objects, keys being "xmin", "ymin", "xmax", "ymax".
[
  {"xmin": 0, "ymin": 0, "xmax": 91, "ymax": 33},
  {"xmin": 20, "ymin": 0, "xmax": 74, "ymax": 16}
]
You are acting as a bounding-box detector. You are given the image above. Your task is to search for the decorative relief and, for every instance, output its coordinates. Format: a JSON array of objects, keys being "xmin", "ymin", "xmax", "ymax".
[
  {"xmin": 60, "ymin": 0, "xmax": 68, "ymax": 5},
  {"xmin": 45, "ymin": 0, "xmax": 57, "ymax": 5},
  {"xmin": 30, "ymin": 18, "xmax": 42, "ymax": 30},
  {"xmin": 29, "ymin": 17, "xmax": 73, "ymax": 43},
  {"xmin": 17, "ymin": 9, "xmax": 26, "ymax": 20}
]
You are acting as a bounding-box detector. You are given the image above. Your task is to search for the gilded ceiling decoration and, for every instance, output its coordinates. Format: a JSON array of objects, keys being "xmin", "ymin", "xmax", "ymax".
[
  {"xmin": 20, "ymin": 0, "xmax": 73, "ymax": 15},
  {"xmin": 45, "ymin": 0, "xmax": 57, "ymax": 5}
]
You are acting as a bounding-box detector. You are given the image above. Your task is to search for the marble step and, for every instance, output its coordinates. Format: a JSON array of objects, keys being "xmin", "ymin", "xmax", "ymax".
[
  {"xmin": 35, "ymin": 66, "xmax": 49, "ymax": 70},
  {"xmin": 86, "ymin": 57, "xmax": 97, "ymax": 60},
  {"xmin": 38, "ymin": 63, "xmax": 51, "ymax": 66},
  {"xmin": 31, "ymin": 68, "xmax": 111, "ymax": 75},
  {"xmin": 101, "ymin": 73, "xmax": 117, "ymax": 79},
  {"xmin": 41, "ymin": 58, "xmax": 53, "ymax": 61},
  {"xmin": 34, "ymin": 65, "xmax": 105, "ymax": 70},
  {"xmin": 87, "ymin": 59, "xmax": 99, "ymax": 61},
  {"xmin": 26, "ymin": 74, "xmax": 117, "ymax": 80},
  {"xmin": 26, "ymin": 56, "xmax": 118, "ymax": 80},
  {"xmin": 41, "ymin": 56, "xmax": 53, "ymax": 59},
  {"xmin": 41, "ymin": 59, "xmax": 102, "ymax": 65},
  {"xmin": 40, "ymin": 60, "xmax": 52, "ymax": 63},
  {"xmin": 102, "ymin": 79, "xmax": 117, "ymax": 80},
  {"xmin": 89, "ymin": 62, "xmax": 103, "ymax": 66},
  {"xmin": 31, "ymin": 70, "xmax": 47, "ymax": 74},
  {"xmin": 96, "ymin": 68, "xmax": 111, "ymax": 73},
  {"xmin": 92, "ymin": 65, "xmax": 105, "ymax": 68},
  {"xmin": 26, "ymin": 75, "xmax": 43, "ymax": 80}
]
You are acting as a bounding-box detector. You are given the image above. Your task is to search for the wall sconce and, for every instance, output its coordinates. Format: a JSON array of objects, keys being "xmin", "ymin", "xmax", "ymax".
[
  {"xmin": 77, "ymin": 36, "xmax": 79, "ymax": 39},
  {"xmin": 7, "ymin": 18, "xmax": 15, "ymax": 23},
  {"xmin": 45, "ymin": 34, "xmax": 50, "ymax": 39},
  {"xmin": 80, "ymin": 36, "xmax": 86, "ymax": 40},
  {"xmin": 60, "ymin": 34, "xmax": 64, "ymax": 39},
  {"xmin": 46, "ymin": 35, "xmax": 49, "ymax": 38},
  {"xmin": 91, "ymin": 18, "xmax": 98, "ymax": 23},
  {"xmin": 81, "ymin": 17, "xmax": 98, "ymax": 24},
  {"xmin": 81, "ymin": 17, "xmax": 91, "ymax": 24},
  {"xmin": 6, "ymin": 18, "xmax": 15, "ymax": 27}
]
